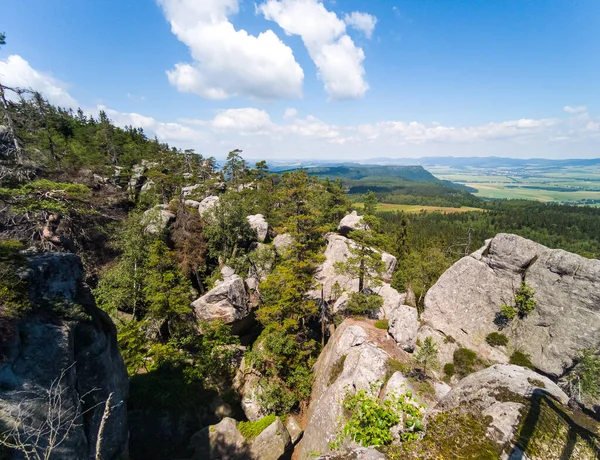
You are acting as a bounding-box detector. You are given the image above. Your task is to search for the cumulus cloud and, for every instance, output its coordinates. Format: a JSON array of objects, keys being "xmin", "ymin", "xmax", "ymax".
[
  {"xmin": 157, "ymin": 0, "xmax": 303, "ymax": 100},
  {"xmin": 283, "ymin": 108, "xmax": 298, "ymax": 118},
  {"xmin": 344, "ymin": 12, "xmax": 377, "ymax": 38},
  {"xmin": 259, "ymin": 0, "xmax": 371, "ymax": 100},
  {"xmin": 211, "ymin": 108, "xmax": 273, "ymax": 134},
  {"xmin": 563, "ymin": 105, "xmax": 587, "ymax": 114},
  {"xmin": 0, "ymin": 55, "xmax": 79, "ymax": 108}
]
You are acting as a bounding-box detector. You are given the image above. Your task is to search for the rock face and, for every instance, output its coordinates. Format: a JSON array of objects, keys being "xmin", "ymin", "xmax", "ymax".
[
  {"xmin": 297, "ymin": 321, "xmax": 390, "ymax": 459},
  {"xmin": 192, "ymin": 268, "xmax": 249, "ymax": 325},
  {"xmin": 246, "ymin": 214, "xmax": 269, "ymax": 242},
  {"xmin": 190, "ymin": 416, "xmax": 291, "ymax": 460},
  {"xmin": 422, "ymin": 233, "xmax": 600, "ymax": 377},
  {"xmin": 388, "ymin": 305, "xmax": 419, "ymax": 352},
  {"xmin": 316, "ymin": 447, "xmax": 386, "ymax": 460},
  {"xmin": 337, "ymin": 211, "xmax": 368, "ymax": 236},
  {"xmin": 198, "ymin": 195, "xmax": 220, "ymax": 216},
  {"xmin": 311, "ymin": 233, "xmax": 403, "ymax": 318},
  {"xmin": 273, "ymin": 233, "xmax": 293, "ymax": 255},
  {"xmin": 0, "ymin": 253, "xmax": 128, "ymax": 460},
  {"xmin": 142, "ymin": 204, "xmax": 175, "ymax": 234}
]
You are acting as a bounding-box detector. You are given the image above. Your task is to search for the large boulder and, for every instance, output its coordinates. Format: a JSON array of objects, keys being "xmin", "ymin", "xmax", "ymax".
[
  {"xmin": 0, "ymin": 253, "xmax": 128, "ymax": 460},
  {"xmin": 246, "ymin": 214, "xmax": 269, "ymax": 242},
  {"xmin": 388, "ymin": 305, "xmax": 419, "ymax": 352},
  {"xmin": 337, "ymin": 211, "xmax": 368, "ymax": 236},
  {"xmin": 297, "ymin": 321, "xmax": 390, "ymax": 459},
  {"xmin": 273, "ymin": 233, "xmax": 294, "ymax": 256},
  {"xmin": 233, "ymin": 358, "xmax": 264, "ymax": 422},
  {"xmin": 249, "ymin": 416, "xmax": 291, "ymax": 460},
  {"xmin": 192, "ymin": 269, "xmax": 249, "ymax": 325},
  {"xmin": 421, "ymin": 233, "xmax": 600, "ymax": 377},
  {"xmin": 198, "ymin": 195, "xmax": 220, "ymax": 216},
  {"xmin": 142, "ymin": 204, "xmax": 175, "ymax": 234}
]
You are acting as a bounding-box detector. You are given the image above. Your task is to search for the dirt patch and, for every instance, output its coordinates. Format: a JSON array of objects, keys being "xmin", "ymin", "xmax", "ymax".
[{"xmin": 344, "ymin": 317, "xmax": 411, "ymax": 364}]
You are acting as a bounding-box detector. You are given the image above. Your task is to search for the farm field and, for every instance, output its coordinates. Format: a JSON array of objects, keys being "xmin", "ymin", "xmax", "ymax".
[
  {"xmin": 429, "ymin": 164, "xmax": 600, "ymax": 204},
  {"xmin": 355, "ymin": 203, "xmax": 484, "ymax": 213}
]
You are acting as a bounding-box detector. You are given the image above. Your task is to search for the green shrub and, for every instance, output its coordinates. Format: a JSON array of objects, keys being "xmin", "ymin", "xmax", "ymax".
[
  {"xmin": 510, "ymin": 350, "xmax": 533, "ymax": 369},
  {"xmin": 453, "ymin": 348, "xmax": 478, "ymax": 377},
  {"xmin": 331, "ymin": 382, "xmax": 424, "ymax": 450},
  {"xmin": 515, "ymin": 282, "xmax": 537, "ymax": 316},
  {"xmin": 346, "ymin": 292, "xmax": 384, "ymax": 316},
  {"xmin": 486, "ymin": 332, "xmax": 509, "ymax": 347},
  {"xmin": 238, "ymin": 414, "xmax": 277, "ymax": 440},
  {"xmin": 444, "ymin": 363, "xmax": 456, "ymax": 377},
  {"xmin": 329, "ymin": 354, "xmax": 347, "ymax": 385},
  {"xmin": 374, "ymin": 319, "xmax": 389, "ymax": 330}
]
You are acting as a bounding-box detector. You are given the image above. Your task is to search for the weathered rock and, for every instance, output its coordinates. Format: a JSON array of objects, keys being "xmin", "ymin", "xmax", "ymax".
[
  {"xmin": 422, "ymin": 233, "xmax": 600, "ymax": 376},
  {"xmin": 140, "ymin": 179, "xmax": 155, "ymax": 193},
  {"xmin": 388, "ymin": 305, "xmax": 419, "ymax": 352},
  {"xmin": 337, "ymin": 211, "xmax": 368, "ymax": 236},
  {"xmin": 246, "ymin": 214, "xmax": 269, "ymax": 242},
  {"xmin": 285, "ymin": 414, "xmax": 303, "ymax": 444},
  {"xmin": 249, "ymin": 417, "xmax": 291, "ymax": 460},
  {"xmin": 273, "ymin": 233, "xmax": 294, "ymax": 255},
  {"xmin": 233, "ymin": 358, "xmax": 264, "ymax": 422},
  {"xmin": 190, "ymin": 417, "xmax": 246, "ymax": 460},
  {"xmin": 381, "ymin": 252, "xmax": 397, "ymax": 281},
  {"xmin": 198, "ymin": 195, "xmax": 220, "ymax": 216},
  {"xmin": 182, "ymin": 183, "xmax": 202, "ymax": 197},
  {"xmin": 142, "ymin": 204, "xmax": 175, "ymax": 234},
  {"xmin": 192, "ymin": 272, "xmax": 249, "ymax": 325},
  {"xmin": 185, "ymin": 199, "xmax": 201, "ymax": 209},
  {"xmin": 316, "ymin": 447, "xmax": 386, "ymax": 460},
  {"xmin": 297, "ymin": 321, "xmax": 390, "ymax": 459},
  {"xmin": 383, "ymin": 371, "xmax": 415, "ymax": 401},
  {"xmin": 433, "ymin": 381, "xmax": 452, "ymax": 400},
  {"xmin": 0, "ymin": 253, "xmax": 128, "ymax": 460},
  {"xmin": 246, "ymin": 244, "xmax": 276, "ymax": 292}
]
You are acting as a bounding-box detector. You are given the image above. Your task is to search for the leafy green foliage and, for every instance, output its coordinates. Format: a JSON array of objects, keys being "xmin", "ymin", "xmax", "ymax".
[
  {"xmin": 363, "ymin": 191, "xmax": 378, "ymax": 216},
  {"xmin": 345, "ymin": 292, "xmax": 383, "ymax": 316},
  {"xmin": 453, "ymin": 348, "xmax": 478, "ymax": 377},
  {"xmin": 374, "ymin": 319, "xmax": 389, "ymax": 330},
  {"xmin": 444, "ymin": 363, "xmax": 456, "ymax": 377},
  {"xmin": 486, "ymin": 332, "xmax": 509, "ymax": 347},
  {"xmin": 414, "ymin": 337, "xmax": 439, "ymax": 376},
  {"xmin": 510, "ymin": 350, "xmax": 534, "ymax": 369},
  {"xmin": 498, "ymin": 282, "xmax": 537, "ymax": 324},
  {"xmin": 238, "ymin": 415, "xmax": 277, "ymax": 440},
  {"xmin": 331, "ymin": 382, "xmax": 424, "ymax": 450}
]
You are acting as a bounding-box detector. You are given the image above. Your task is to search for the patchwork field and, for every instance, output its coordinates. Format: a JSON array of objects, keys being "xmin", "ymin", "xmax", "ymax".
[{"xmin": 355, "ymin": 203, "xmax": 484, "ymax": 213}]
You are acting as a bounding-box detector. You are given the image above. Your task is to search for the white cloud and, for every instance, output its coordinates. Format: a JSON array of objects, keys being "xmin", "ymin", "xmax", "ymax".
[
  {"xmin": 564, "ymin": 105, "xmax": 587, "ymax": 114},
  {"xmin": 211, "ymin": 108, "xmax": 273, "ymax": 134},
  {"xmin": 158, "ymin": 0, "xmax": 303, "ymax": 100},
  {"xmin": 344, "ymin": 12, "xmax": 377, "ymax": 39},
  {"xmin": 283, "ymin": 108, "xmax": 298, "ymax": 118},
  {"xmin": 259, "ymin": 0, "xmax": 370, "ymax": 100},
  {"xmin": 0, "ymin": 55, "xmax": 79, "ymax": 108}
]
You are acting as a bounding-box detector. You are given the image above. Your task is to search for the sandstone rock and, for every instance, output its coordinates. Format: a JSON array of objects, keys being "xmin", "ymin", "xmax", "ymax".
[
  {"xmin": 273, "ymin": 233, "xmax": 294, "ymax": 255},
  {"xmin": 198, "ymin": 195, "xmax": 220, "ymax": 216},
  {"xmin": 381, "ymin": 252, "xmax": 397, "ymax": 281},
  {"xmin": 482, "ymin": 401, "xmax": 524, "ymax": 445},
  {"xmin": 388, "ymin": 305, "xmax": 419, "ymax": 352},
  {"xmin": 233, "ymin": 358, "xmax": 264, "ymax": 422},
  {"xmin": 285, "ymin": 414, "xmax": 303, "ymax": 444},
  {"xmin": 415, "ymin": 325, "xmax": 459, "ymax": 368},
  {"xmin": 0, "ymin": 253, "xmax": 128, "ymax": 460},
  {"xmin": 142, "ymin": 204, "xmax": 175, "ymax": 234},
  {"xmin": 185, "ymin": 199, "xmax": 201, "ymax": 209},
  {"xmin": 316, "ymin": 447, "xmax": 386, "ymax": 460},
  {"xmin": 140, "ymin": 179, "xmax": 155, "ymax": 193},
  {"xmin": 190, "ymin": 417, "xmax": 246, "ymax": 460},
  {"xmin": 337, "ymin": 211, "xmax": 368, "ymax": 236},
  {"xmin": 297, "ymin": 321, "xmax": 390, "ymax": 459},
  {"xmin": 249, "ymin": 417, "xmax": 291, "ymax": 460},
  {"xmin": 422, "ymin": 233, "xmax": 600, "ymax": 377},
  {"xmin": 192, "ymin": 273, "xmax": 248, "ymax": 324},
  {"xmin": 433, "ymin": 381, "xmax": 452, "ymax": 400},
  {"xmin": 246, "ymin": 214, "xmax": 269, "ymax": 242},
  {"xmin": 182, "ymin": 183, "xmax": 202, "ymax": 197},
  {"xmin": 383, "ymin": 371, "xmax": 415, "ymax": 400}
]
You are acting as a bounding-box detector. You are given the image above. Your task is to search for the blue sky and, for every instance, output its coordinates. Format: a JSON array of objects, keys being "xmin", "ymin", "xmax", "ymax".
[{"xmin": 1, "ymin": 0, "xmax": 599, "ymax": 159}]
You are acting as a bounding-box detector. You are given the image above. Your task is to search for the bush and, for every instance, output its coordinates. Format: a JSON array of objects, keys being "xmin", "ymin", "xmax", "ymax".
[
  {"xmin": 329, "ymin": 354, "xmax": 347, "ymax": 385},
  {"xmin": 509, "ymin": 350, "xmax": 533, "ymax": 369},
  {"xmin": 238, "ymin": 414, "xmax": 277, "ymax": 440},
  {"xmin": 515, "ymin": 282, "xmax": 536, "ymax": 316},
  {"xmin": 486, "ymin": 332, "xmax": 508, "ymax": 347},
  {"xmin": 453, "ymin": 348, "xmax": 478, "ymax": 377},
  {"xmin": 444, "ymin": 363, "xmax": 456, "ymax": 377},
  {"xmin": 374, "ymin": 319, "xmax": 389, "ymax": 330},
  {"xmin": 331, "ymin": 382, "xmax": 424, "ymax": 450},
  {"xmin": 346, "ymin": 292, "xmax": 384, "ymax": 316}
]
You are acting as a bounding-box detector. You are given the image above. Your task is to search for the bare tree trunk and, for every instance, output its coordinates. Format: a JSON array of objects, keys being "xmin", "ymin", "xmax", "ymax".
[
  {"xmin": 95, "ymin": 392, "xmax": 114, "ymax": 460},
  {"xmin": 0, "ymin": 84, "xmax": 24, "ymax": 164}
]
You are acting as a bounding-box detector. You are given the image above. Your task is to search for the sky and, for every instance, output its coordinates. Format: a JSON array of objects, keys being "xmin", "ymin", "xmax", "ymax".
[{"xmin": 1, "ymin": 0, "xmax": 599, "ymax": 160}]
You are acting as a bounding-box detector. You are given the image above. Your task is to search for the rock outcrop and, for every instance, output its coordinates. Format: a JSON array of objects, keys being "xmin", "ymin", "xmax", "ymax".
[
  {"xmin": 192, "ymin": 267, "xmax": 249, "ymax": 325},
  {"xmin": 198, "ymin": 195, "xmax": 220, "ymax": 216},
  {"xmin": 316, "ymin": 447, "xmax": 386, "ymax": 460},
  {"xmin": 273, "ymin": 233, "xmax": 293, "ymax": 256},
  {"xmin": 142, "ymin": 204, "xmax": 175, "ymax": 234},
  {"xmin": 388, "ymin": 305, "xmax": 419, "ymax": 352},
  {"xmin": 0, "ymin": 253, "xmax": 128, "ymax": 460},
  {"xmin": 337, "ymin": 211, "xmax": 368, "ymax": 236},
  {"xmin": 421, "ymin": 233, "xmax": 600, "ymax": 377},
  {"xmin": 246, "ymin": 214, "xmax": 269, "ymax": 242},
  {"xmin": 297, "ymin": 321, "xmax": 391, "ymax": 459}
]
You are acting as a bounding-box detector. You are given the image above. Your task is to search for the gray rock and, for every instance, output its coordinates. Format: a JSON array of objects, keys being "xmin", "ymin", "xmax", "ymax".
[
  {"xmin": 337, "ymin": 211, "xmax": 368, "ymax": 236},
  {"xmin": 383, "ymin": 371, "xmax": 415, "ymax": 401},
  {"xmin": 297, "ymin": 321, "xmax": 390, "ymax": 459},
  {"xmin": 422, "ymin": 233, "xmax": 600, "ymax": 377},
  {"xmin": 388, "ymin": 305, "xmax": 419, "ymax": 352},
  {"xmin": 233, "ymin": 358, "xmax": 265, "ymax": 422},
  {"xmin": 250, "ymin": 417, "xmax": 291, "ymax": 460},
  {"xmin": 415, "ymin": 325, "xmax": 459, "ymax": 368},
  {"xmin": 285, "ymin": 414, "xmax": 303, "ymax": 444},
  {"xmin": 182, "ymin": 183, "xmax": 202, "ymax": 197},
  {"xmin": 185, "ymin": 199, "xmax": 201, "ymax": 209},
  {"xmin": 140, "ymin": 179, "xmax": 154, "ymax": 193},
  {"xmin": 198, "ymin": 195, "xmax": 220, "ymax": 216},
  {"xmin": 482, "ymin": 401, "xmax": 524, "ymax": 445},
  {"xmin": 246, "ymin": 214, "xmax": 269, "ymax": 242},
  {"xmin": 433, "ymin": 381, "xmax": 452, "ymax": 401},
  {"xmin": 0, "ymin": 253, "xmax": 128, "ymax": 460},
  {"xmin": 273, "ymin": 233, "xmax": 294, "ymax": 255},
  {"xmin": 192, "ymin": 274, "xmax": 249, "ymax": 324},
  {"xmin": 316, "ymin": 447, "xmax": 386, "ymax": 460},
  {"xmin": 142, "ymin": 204, "xmax": 175, "ymax": 234},
  {"xmin": 381, "ymin": 252, "xmax": 397, "ymax": 281},
  {"xmin": 190, "ymin": 417, "xmax": 246, "ymax": 460}
]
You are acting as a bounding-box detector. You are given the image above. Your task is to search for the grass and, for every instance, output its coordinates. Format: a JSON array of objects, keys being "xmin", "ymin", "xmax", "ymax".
[
  {"xmin": 238, "ymin": 414, "xmax": 277, "ymax": 440},
  {"xmin": 374, "ymin": 319, "xmax": 389, "ymax": 329},
  {"xmin": 354, "ymin": 203, "xmax": 484, "ymax": 214}
]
